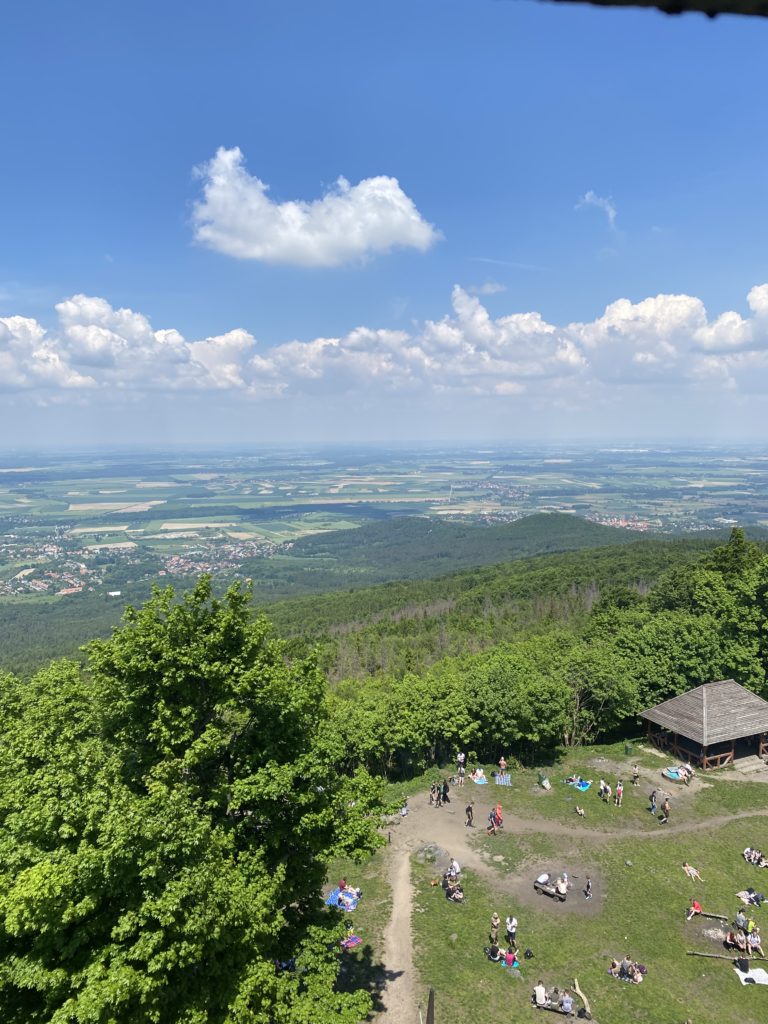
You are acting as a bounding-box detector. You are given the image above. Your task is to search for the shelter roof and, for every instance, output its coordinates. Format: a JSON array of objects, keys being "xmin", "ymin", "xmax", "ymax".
[{"xmin": 640, "ymin": 680, "xmax": 768, "ymax": 746}]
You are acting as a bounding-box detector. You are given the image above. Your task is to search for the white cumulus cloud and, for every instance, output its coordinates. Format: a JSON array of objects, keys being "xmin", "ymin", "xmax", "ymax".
[
  {"xmin": 192, "ymin": 146, "xmax": 441, "ymax": 267},
  {"xmin": 5, "ymin": 283, "xmax": 768, "ymax": 409}
]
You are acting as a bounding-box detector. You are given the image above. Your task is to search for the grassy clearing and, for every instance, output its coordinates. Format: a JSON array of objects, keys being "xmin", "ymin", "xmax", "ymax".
[
  {"xmin": 411, "ymin": 813, "xmax": 768, "ymax": 1024},
  {"xmin": 326, "ymin": 849, "xmax": 392, "ymax": 1012},
  {"xmin": 381, "ymin": 744, "xmax": 768, "ymax": 1022}
]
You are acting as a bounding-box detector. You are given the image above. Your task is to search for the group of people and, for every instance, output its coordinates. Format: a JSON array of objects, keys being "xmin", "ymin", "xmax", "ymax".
[
  {"xmin": 485, "ymin": 910, "xmax": 521, "ymax": 966},
  {"xmin": 336, "ymin": 879, "xmax": 362, "ymax": 910},
  {"xmin": 532, "ymin": 980, "xmax": 576, "ymax": 1014},
  {"xmin": 608, "ymin": 955, "xmax": 645, "ymax": 984},
  {"xmin": 743, "ymin": 846, "xmax": 768, "ymax": 868},
  {"xmin": 597, "ymin": 778, "xmax": 625, "ymax": 806},
  {"xmin": 486, "ymin": 803, "xmax": 503, "ymax": 836},
  {"xmin": 429, "ymin": 779, "xmax": 451, "ymax": 806},
  {"xmin": 725, "ymin": 919, "xmax": 764, "ymax": 957},
  {"xmin": 648, "ymin": 789, "xmax": 671, "ymax": 823}
]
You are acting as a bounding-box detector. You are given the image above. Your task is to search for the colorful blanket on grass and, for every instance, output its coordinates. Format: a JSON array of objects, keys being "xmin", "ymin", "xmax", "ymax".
[
  {"xmin": 325, "ymin": 887, "xmax": 360, "ymax": 912},
  {"xmin": 473, "ymin": 776, "xmax": 488, "ymax": 785},
  {"xmin": 341, "ymin": 935, "xmax": 363, "ymax": 950},
  {"xmin": 495, "ymin": 773, "xmax": 512, "ymax": 786}
]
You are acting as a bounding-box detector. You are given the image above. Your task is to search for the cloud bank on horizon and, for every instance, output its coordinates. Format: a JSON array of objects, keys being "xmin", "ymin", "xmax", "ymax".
[
  {"xmin": 192, "ymin": 147, "xmax": 440, "ymax": 267},
  {"xmin": 3, "ymin": 284, "xmax": 768, "ymax": 411}
]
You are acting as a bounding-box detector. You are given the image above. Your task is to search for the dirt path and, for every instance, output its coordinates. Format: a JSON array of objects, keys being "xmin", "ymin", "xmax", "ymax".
[
  {"xmin": 378, "ymin": 845, "xmax": 419, "ymax": 1023},
  {"xmin": 374, "ymin": 791, "xmax": 768, "ymax": 1019}
]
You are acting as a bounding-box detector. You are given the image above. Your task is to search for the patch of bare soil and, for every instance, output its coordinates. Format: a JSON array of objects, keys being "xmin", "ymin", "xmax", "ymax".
[{"xmin": 498, "ymin": 859, "xmax": 605, "ymax": 918}]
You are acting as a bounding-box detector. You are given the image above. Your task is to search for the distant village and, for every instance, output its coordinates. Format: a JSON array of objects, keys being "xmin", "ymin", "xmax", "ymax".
[{"xmin": 0, "ymin": 528, "xmax": 280, "ymax": 599}]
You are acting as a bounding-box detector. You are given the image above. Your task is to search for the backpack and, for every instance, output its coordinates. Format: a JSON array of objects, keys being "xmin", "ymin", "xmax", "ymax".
[
  {"xmin": 737, "ymin": 956, "xmax": 750, "ymax": 973},
  {"xmin": 524, "ymin": 948, "xmax": 534, "ymax": 959}
]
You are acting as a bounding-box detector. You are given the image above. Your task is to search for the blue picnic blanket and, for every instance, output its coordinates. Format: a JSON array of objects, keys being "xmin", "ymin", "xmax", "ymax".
[
  {"xmin": 473, "ymin": 776, "xmax": 488, "ymax": 785},
  {"xmin": 495, "ymin": 773, "xmax": 512, "ymax": 786},
  {"xmin": 325, "ymin": 887, "xmax": 360, "ymax": 912},
  {"xmin": 565, "ymin": 779, "xmax": 591, "ymax": 791}
]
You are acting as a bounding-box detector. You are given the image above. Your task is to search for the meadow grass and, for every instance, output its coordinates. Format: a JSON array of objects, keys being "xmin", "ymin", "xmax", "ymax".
[
  {"xmin": 412, "ymin": 816, "xmax": 768, "ymax": 1024},
  {"xmin": 379, "ymin": 745, "xmax": 768, "ymax": 1022}
]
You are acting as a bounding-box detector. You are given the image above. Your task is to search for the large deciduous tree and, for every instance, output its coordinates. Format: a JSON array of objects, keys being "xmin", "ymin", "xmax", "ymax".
[{"xmin": 0, "ymin": 579, "xmax": 384, "ymax": 1024}]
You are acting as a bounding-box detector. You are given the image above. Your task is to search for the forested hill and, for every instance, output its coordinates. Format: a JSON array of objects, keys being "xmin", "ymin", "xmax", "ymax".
[
  {"xmin": 0, "ymin": 513, "xmax": 749, "ymax": 678},
  {"xmin": 266, "ymin": 537, "xmax": 719, "ymax": 681},
  {"xmin": 281, "ymin": 511, "xmax": 638, "ymax": 580}
]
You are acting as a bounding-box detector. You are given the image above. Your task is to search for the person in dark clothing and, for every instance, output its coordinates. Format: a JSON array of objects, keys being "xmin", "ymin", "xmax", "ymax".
[
  {"xmin": 442, "ymin": 780, "xmax": 450, "ymax": 804},
  {"xmin": 465, "ymin": 802, "xmax": 474, "ymax": 827}
]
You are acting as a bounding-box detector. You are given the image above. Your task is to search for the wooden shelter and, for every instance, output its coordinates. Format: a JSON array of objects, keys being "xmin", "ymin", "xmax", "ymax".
[{"xmin": 640, "ymin": 680, "xmax": 768, "ymax": 769}]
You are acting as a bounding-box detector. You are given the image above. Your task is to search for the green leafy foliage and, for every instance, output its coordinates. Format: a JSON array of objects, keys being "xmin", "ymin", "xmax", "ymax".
[{"xmin": 0, "ymin": 579, "xmax": 384, "ymax": 1023}]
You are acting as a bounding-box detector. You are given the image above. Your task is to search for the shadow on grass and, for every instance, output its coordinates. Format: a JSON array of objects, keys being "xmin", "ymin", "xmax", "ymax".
[{"xmin": 337, "ymin": 942, "xmax": 403, "ymax": 1014}]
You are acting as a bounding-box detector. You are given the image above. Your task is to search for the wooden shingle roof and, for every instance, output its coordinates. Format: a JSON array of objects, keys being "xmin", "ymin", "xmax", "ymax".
[{"xmin": 640, "ymin": 680, "xmax": 768, "ymax": 746}]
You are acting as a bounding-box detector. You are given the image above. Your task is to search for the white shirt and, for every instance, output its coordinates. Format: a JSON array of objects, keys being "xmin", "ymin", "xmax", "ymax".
[
  {"xmin": 534, "ymin": 984, "xmax": 547, "ymax": 1006},
  {"xmin": 450, "ymin": 859, "xmax": 460, "ymax": 874},
  {"xmin": 506, "ymin": 916, "xmax": 517, "ymax": 931}
]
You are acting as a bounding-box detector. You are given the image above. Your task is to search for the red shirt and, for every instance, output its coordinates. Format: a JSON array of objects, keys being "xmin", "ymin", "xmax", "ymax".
[{"xmin": 692, "ymin": 901, "xmax": 702, "ymax": 913}]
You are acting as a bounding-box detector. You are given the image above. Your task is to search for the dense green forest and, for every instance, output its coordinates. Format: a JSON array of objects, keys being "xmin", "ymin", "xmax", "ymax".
[
  {"xmin": 0, "ymin": 513, "xmax": 692, "ymax": 676},
  {"xmin": 322, "ymin": 527, "xmax": 768, "ymax": 776},
  {"xmin": 2, "ymin": 525, "xmax": 768, "ymax": 1021}
]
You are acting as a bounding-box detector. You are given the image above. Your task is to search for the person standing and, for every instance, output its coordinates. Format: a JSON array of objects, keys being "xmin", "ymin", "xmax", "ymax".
[
  {"xmin": 632, "ymin": 764, "xmax": 640, "ymax": 786},
  {"xmin": 603, "ymin": 782, "xmax": 612, "ymax": 804},
  {"xmin": 506, "ymin": 913, "xmax": 518, "ymax": 947},
  {"xmin": 615, "ymin": 781, "xmax": 624, "ymax": 807},
  {"xmin": 457, "ymin": 750, "xmax": 466, "ymax": 772},
  {"xmin": 458, "ymin": 764, "xmax": 465, "ymax": 787},
  {"xmin": 498, "ymin": 754, "xmax": 507, "ymax": 773},
  {"xmin": 660, "ymin": 797, "xmax": 671, "ymax": 824},
  {"xmin": 584, "ymin": 876, "xmax": 593, "ymax": 900},
  {"xmin": 598, "ymin": 778, "xmax": 606, "ymax": 800},
  {"xmin": 465, "ymin": 801, "xmax": 474, "ymax": 827},
  {"xmin": 442, "ymin": 779, "xmax": 450, "ymax": 804},
  {"xmin": 490, "ymin": 912, "xmax": 500, "ymax": 944},
  {"xmin": 649, "ymin": 789, "xmax": 657, "ymax": 815}
]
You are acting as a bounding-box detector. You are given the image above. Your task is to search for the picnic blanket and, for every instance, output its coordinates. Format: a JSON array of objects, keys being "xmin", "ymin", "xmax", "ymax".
[
  {"xmin": 565, "ymin": 779, "xmax": 591, "ymax": 791},
  {"xmin": 736, "ymin": 889, "xmax": 764, "ymax": 905},
  {"xmin": 734, "ymin": 966, "xmax": 768, "ymax": 985},
  {"xmin": 325, "ymin": 887, "xmax": 360, "ymax": 912},
  {"xmin": 341, "ymin": 935, "xmax": 363, "ymax": 950},
  {"xmin": 473, "ymin": 776, "xmax": 488, "ymax": 785},
  {"xmin": 663, "ymin": 767, "xmax": 688, "ymax": 782},
  {"xmin": 495, "ymin": 773, "xmax": 512, "ymax": 786}
]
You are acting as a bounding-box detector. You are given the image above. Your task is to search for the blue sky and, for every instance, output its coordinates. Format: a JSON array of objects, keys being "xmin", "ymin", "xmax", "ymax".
[{"xmin": 2, "ymin": 0, "xmax": 768, "ymax": 445}]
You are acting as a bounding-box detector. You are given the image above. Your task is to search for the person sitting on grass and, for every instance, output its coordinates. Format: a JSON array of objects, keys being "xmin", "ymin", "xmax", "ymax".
[
  {"xmin": 445, "ymin": 882, "xmax": 464, "ymax": 903},
  {"xmin": 735, "ymin": 908, "xmax": 748, "ymax": 931},
  {"xmin": 486, "ymin": 942, "xmax": 502, "ymax": 962},
  {"xmin": 608, "ymin": 958, "xmax": 621, "ymax": 977},
  {"xmin": 575, "ymin": 805, "xmax": 586, "ymax": 818},
  {"xmin": 532, "ymin": 980, "xmax": 549, "ymax": 1008},
  {"xmin": 748, "ymin": 928, "xmax": 765, "ymax": 957},
  {"xmin": 686, "ymin": 898, "xmax": 702, "ymax": 921},
  {"xmin": 725, "ymin": 930, "xmax": 747, "ymax": 953},
  {"xmin": 559, "ymin": 989, "xmax": 575, "ymax": 1014},
  {"xmin": 504, "ymin": 946, "xmax": 519, "ymax": 967},
  {"xmin": 629, "ymin": 964, "xmax": 644, "ymax": 984}
]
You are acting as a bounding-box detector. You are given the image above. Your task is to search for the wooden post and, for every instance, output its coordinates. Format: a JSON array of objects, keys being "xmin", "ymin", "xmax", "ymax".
[
  {"xmin": 425, "ymin": 986, "xmax": 435, "ymax": 1024},
  {"xmin": 687, "ymin": 950, "xmax": 768, "ymax": 963}
]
